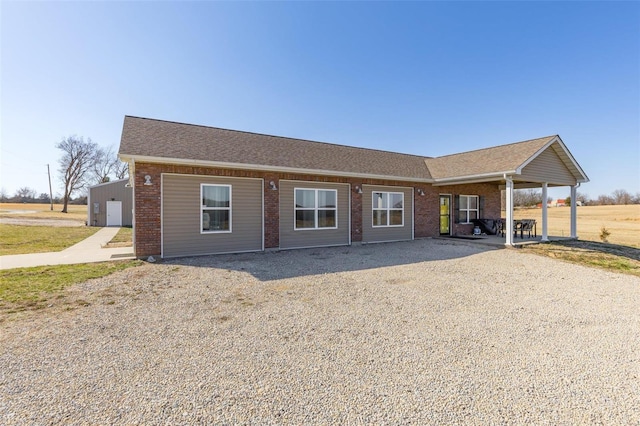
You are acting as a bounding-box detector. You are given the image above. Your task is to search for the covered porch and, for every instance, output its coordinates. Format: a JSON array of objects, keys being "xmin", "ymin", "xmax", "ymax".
[{"xmin": 427, "ymin": 135, "xmax": 589, "ymax": 247}]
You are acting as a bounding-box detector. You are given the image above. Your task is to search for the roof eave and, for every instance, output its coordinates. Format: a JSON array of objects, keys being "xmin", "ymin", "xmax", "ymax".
[
  {"xmin": 431, "ymin": 171, "xmax": 517, "ymax": 186},
  {"xmin": 118, "ymin": 154, "xmax": 435, "ymax": 183}
]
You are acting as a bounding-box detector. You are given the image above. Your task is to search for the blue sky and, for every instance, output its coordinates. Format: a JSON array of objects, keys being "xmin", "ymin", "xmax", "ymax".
[{"xmin": 1, "ymin": 1, "xmax": 638, "ymax": 200}]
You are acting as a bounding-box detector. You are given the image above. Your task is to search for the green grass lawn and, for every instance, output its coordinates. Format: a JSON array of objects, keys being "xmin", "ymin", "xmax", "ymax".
[
  {"xmin": 522, "ymin": 240, "xmax": 640, "ymax": 277},
  {"xmin": 104, "ymin": 226, "xmax": 133, "ymax": 247},
  {"xmin": 0, "ymin": 260, "xmax": 142, "ymax": 313},
  {"xmin": 0, "ymin": 224, "xmax": 100, "ymax": 255}
]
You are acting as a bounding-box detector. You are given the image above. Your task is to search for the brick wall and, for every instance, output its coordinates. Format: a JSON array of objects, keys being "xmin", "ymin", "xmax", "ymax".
[
  {"xmin": 133, "ymin": 163, "xmax": 502, "ymax": 257},
  {"xmin": 431, "ymin": 183, "xmax": 502, "ymax": 236}
]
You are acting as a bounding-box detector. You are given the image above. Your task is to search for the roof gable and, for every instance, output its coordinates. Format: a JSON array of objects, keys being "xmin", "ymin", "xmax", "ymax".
[
  {"xmin": 426, "ymin": 135, "xmax": 588, "ymax": 184},
  {"xmin": 424, "ymin": 136, "xmax": 556, "ymax": 180}
]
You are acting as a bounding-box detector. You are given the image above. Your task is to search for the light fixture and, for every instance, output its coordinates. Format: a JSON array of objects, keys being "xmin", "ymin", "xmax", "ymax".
[
  {"xmin": 269, "ymin": 181, "xmax": 278, "ymax": 191},
  {"xmin": 417, "ymin": 188, "xmax": 425, "ymax": 196},
  {"xmin": 354, "ymin": 185, "xmax": 363, "ymax": 194},
  {"xmin": 144, "ymin": 175, "xmax": 152, "ymax": 186}
]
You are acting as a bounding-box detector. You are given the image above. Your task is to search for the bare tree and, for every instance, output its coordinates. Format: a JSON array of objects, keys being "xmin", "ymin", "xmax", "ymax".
[
  {"xmin": 0, "ymin": 187, "xmax": 7, "ymax": 202},
  {"xmin": 612, "ymin": 189, "xmax": 632, "ymax": 205},
  {"xmin": 56, "ymin": 135, "xmax": 99, "ymax": 213},
  {"xmin": 92, "ymin": 145, "xmax": 112, "ymax": 184},
  {"xmin": 596, "ymin": 194, "xmax": 614, "ymax": 205},
  {"xmin": 513, "ymin": 189, "xmax": 542, "ymax": 207},
  {"xmin": 14, "ymin": 186, "xmax": 37, "ymax": 202},
  {"xmin": 92, "ymin": 145, "xmax": 128, "ymax": 183},
  {"xmin": 114, "ymin": 160, "xmax": 129, "ymax": 180},
  {"xmin": 575, "ymin": 191, "xmax": 589, "ymax": 205}
]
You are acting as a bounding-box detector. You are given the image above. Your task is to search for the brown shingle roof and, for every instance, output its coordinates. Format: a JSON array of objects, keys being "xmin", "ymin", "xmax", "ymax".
[
  {"xmin": 119, "ymin": 116, "xmax": 433, "ymax": 180},
  {"xmin": 424, "ymin": 136, "xmax": 557, "ymax": 180},
  {"xmin": 119, "ymin": 116, "xmax": 571, "ymax": 183}
]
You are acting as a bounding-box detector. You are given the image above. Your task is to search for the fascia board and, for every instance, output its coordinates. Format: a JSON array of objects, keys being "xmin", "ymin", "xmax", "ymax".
[
  {"xmin": 119, "ymin": 154, "xmax": 435, "ymax": 184},
  {"xmin": 553, "ymin": 137, "xmax": 590, "ymax": 182},
  {"xmin": 432, "ymin": 170, "xmax": 517, "ymax": 186}
]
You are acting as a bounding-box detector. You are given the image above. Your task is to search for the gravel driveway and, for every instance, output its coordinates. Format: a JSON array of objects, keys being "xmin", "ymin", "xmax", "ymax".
[{"xmin": 1, "ymin": 239, "xmax": 639, "ymax": 424}]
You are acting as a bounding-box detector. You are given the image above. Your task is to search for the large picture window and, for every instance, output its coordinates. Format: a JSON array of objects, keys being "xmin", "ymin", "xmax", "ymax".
[
  {"xmin": 372, "ymin": 192, "xmax": 404, "ymax": 227},
  {"xmin": 295, "ymin": 188, "xmax": 337, "ymax": 230},
  {"xmin": 458, "ymin": 195, "xmax": 479, "ymax": 224},
  {"xmin": 201, "ymin": 184, "xmax": 231, "ymax": 233}
]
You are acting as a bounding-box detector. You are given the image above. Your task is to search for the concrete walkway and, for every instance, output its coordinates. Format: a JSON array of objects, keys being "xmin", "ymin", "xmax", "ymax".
[{"xmin": 0, "ymin": 227, "xmax": 135, "ymax": 270}]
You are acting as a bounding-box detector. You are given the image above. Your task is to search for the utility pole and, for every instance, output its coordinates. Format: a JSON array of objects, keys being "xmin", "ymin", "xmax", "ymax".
[{"xmin": 47, "ymin": 164, "xmax": 53, "ymax": 211}]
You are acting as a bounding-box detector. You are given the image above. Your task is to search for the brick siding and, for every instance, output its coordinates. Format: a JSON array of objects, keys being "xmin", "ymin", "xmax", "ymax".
[{"xmin": 133, "ymin": 163, "xmax": 501, "ymax": 257}]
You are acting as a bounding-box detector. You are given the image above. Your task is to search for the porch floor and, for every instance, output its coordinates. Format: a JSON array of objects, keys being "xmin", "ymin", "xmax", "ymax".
[{"xmin": 437, "ymin": 234, "xmax": 576, "ymax": 248}]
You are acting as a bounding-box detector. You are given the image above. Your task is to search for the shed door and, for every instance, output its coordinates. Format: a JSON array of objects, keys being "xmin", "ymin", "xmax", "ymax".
[{"xmin": 106, "ymin": 201, "xmax": 122, "ymax": 227}]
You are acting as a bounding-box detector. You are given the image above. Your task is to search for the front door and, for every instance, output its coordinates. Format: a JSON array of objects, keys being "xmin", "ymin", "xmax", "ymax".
[
  {"xmin": 439, "ymin": 195, "xmax": 451, "ymax": 235},
  {"xmin": 106, "ymin": 201, "xmax": 122, "ymax": 227}
]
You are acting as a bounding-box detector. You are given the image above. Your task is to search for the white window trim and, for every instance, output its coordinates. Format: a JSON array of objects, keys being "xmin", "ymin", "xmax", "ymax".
[
  {"xmin": 372, "ymin": 191, "xmax": 404, "ymax": 228},
  {"xmin": 294, "ymin": 187, "xmax": 338, "ymax": 231},
  {"xmin": 201, "ymin": 183, "xmax": 232, "ymax": 234},
  {"xmin": 459, "ymin": 194, "xmax": 479, "ymax": 224}
]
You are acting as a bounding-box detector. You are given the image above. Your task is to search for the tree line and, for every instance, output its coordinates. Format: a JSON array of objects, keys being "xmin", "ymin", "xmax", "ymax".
[
  {"xmin": 0, "ymin": 135, "xmax": 127, "ymax": 211},
  {"xmin": 511, "ymin": 188, "xmax": 640, "ymax": 207}
]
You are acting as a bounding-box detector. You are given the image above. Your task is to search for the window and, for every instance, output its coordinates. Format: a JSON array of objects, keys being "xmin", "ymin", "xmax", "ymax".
[
  {"xmin": 295, "ymin": 188, "xmax": 337, "ymax": 230},
  {"xmin": 458, "ymin": 195, "xmax": 479, "ymax": 224},
  {"xmin": 201, "ymin": 184, "xmax": 231, "ymax": 232},
  {"xmin": 372, "ymin": 191, "xmax": 404, "ymax": 227}
]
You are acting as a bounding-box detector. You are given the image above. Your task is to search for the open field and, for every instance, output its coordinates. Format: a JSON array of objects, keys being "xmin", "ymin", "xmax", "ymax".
[
  {"xmin": 0, "ymin": 203, "xmax": 86, "ymax": 222},
  {"xmin": 509, "ymin": 205, "xmax": 640, "ymax": 248}
]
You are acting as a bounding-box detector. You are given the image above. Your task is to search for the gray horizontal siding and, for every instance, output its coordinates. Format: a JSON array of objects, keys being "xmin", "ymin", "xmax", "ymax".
[
  {"xmin": 519, "ymin": 146, "xmax": 577, "ymax": 185},
  {"xmin": 279, "ymin": 180, "xmax": 350, "ymax": 249},
  {"xmin": 162, "ymin": 174, "xmax": 263, "ymax": 257},
  {"xmin": 362, "ymin": 185, "xmax": 413, "ymax": 243},
  {"xmin": 89, "ymin": 180, "xmax": 133, "ymax": 227}
]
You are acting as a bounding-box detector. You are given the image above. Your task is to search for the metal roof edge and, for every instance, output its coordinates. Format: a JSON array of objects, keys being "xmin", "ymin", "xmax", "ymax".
[{"xmin": 87, "ymin": 178, "xmax": 129, "ymax": 189}]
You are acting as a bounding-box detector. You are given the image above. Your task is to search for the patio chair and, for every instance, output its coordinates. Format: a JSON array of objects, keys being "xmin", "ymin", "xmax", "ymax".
[
  {"xmin": 514, "ymin": 220, "xmax": 524, "ymax": 238},
  {"xmin": 496, "ymin": 219, "xmax": 505, "ymax": 237},
  {"xmin": 521, "ymin": 219, "xmax": 537, "ymax": 238}
]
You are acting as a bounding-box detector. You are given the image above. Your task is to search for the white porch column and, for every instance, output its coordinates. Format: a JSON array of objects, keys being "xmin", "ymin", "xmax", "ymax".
[
  {"xmin": 541, "ymin": 183, "xmax": 549, "ymax": 242},
  {"xmin": 505, "ymin": 176, "xmax": 514, "ymax": 246},
  {"xmin": 570, "ymin": 185, "xmax": 578, "ymax": 238}
]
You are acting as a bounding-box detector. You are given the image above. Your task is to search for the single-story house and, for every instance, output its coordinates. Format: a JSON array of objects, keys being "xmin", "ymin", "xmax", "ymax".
[
  {"xmin": 87, "ymin": 178, "xmax": 133, "ymax": 227},
  {"xmin": 118, "ymin": 116, "xmax": 589, "ymax": 259}
]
